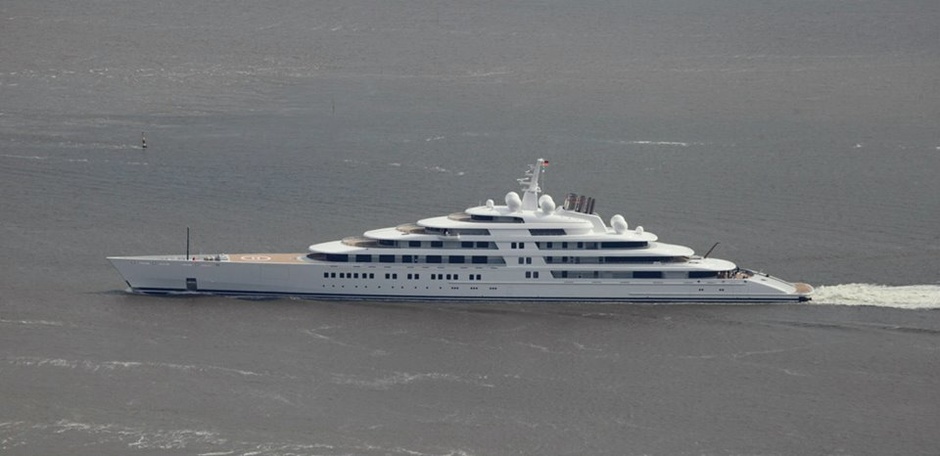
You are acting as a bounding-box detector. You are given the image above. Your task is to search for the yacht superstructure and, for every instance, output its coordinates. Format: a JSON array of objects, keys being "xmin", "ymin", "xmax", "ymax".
[{"xmin": 108, "ymin": 158, "xmax": 812, "ymax": 302}]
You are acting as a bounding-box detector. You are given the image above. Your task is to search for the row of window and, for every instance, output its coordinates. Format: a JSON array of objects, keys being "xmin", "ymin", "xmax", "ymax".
[
  {"xmin": 535, "ymin": 241, "xmax": 648, "ymax": 250},
  {"xmin": 322, "ymin": 271, "xmax": 484, "ymax": 281},
  {"xmin": 544, "ymin": 256, "xmax": 685, "ymax": 264},
  {"xmin": 378, "ymin": 240, "xmax": 498, "ymax": 249},
  {"xmin": 469, "ymin": 214, "xmax": 525, "ymax": 223},
  {"xmin": 324, "ymin": 272, "xmax": 381, "ymax": 279},
  {"xmin": 323, "ymin": 269, "xmax": 724, "ymax": 281},
  {"xmin": 550, "ymin": 270, "xmax": 725, "ymax": 279},
  {"xmin": 375, "ymin": 239, "xmax": 649, "ymax": 249},
  {"xmin": 313, "ymin": 252, "xmax": 686, "ymax": 265},
  {"xmin": 423, "ymin": 227, "xmax": 491, "ymax": 236},
  {"xmin": 311, "ymin": 253, "xmax": 507, "ymax": 265},
  {"xmin": 528, "ymin": 229, "xmax": 566, "ymax": 236},
  {"xmin": 343, "ymin": 239, "xmax": 649, "ymax": 250},
  {"xmin": 349, "ymin": 239, "xmax": 649, "ymax": 250}
]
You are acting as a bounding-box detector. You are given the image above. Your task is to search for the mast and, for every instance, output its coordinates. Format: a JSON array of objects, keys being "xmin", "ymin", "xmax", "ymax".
[{"xmin": 518, "ymin": 158, "xmax": 547, "ymax": 210}]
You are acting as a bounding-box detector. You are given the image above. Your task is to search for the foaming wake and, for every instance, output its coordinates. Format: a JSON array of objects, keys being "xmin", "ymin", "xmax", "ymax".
[{"xmin": 812, "ymin": 284, "xmax": 940, "ymax": 309}]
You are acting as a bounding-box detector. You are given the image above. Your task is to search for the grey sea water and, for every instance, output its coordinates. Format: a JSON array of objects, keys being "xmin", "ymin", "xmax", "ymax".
[{"xmin": 2, "ymin": 1, "xmax": 939, "ymax": 454}]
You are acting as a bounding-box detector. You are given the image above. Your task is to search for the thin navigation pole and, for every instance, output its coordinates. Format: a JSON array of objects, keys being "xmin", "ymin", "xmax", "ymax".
[
  {"xmin": 186, "ymin": 227, "xmax": 190, "ymax": 259},
  {"xmin": 703, "ymin": 242, "xmax": 720, "ymax": 258}
]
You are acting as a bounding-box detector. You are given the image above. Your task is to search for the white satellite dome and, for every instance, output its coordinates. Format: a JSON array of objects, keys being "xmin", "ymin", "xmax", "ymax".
[
  {"xmin": 505, "ymin": 192, "xmax": 522, "ymax": 212},
  {"xmin": 611, "ymin": 214, "xmax": 628, "ymax": 233},
  {"xmin": 539, "ymin": 195, "xmax": 556, "ymax": 214}
]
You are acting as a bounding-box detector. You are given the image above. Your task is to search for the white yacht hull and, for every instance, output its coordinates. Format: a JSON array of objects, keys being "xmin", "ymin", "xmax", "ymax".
[{"xmin": 108, "ymin": 255, "xmax": 812, "ymax": 303}]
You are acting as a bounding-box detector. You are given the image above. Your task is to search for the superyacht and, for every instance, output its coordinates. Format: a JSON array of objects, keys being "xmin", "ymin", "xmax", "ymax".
[{"xmin": 108, "ymin": 158, "xmax": 813, "ymax": 302}]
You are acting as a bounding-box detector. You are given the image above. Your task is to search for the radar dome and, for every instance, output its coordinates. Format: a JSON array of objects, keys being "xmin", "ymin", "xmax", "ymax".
[
  {"xmin": 486, "ymin": 199, "xmax": 495, "ymax": 208},
  {"xmin": 635, "ymin": 226, "xmax": 644, "ymax": 234},
  {"xmin": 505, "ymin": 192, "xmax": 522, "ymax": 212},
  {"xmin": 539, "ymin": 195, "xmax": 556, "ymax": 214},
  {"xmin": 611, "ymin": 214, "xmax": 628, "ymax": 233}
]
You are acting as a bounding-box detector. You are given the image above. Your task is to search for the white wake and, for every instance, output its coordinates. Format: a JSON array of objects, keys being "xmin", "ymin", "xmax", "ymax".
[{"xmin": 812, "ymin": 284, "xmax": 940, "ymax": 309}]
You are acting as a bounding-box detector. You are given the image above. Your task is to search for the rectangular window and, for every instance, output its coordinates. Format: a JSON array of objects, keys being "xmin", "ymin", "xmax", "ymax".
[
  {"xmin": 525, "ymin": 257, "xmax": 532, "ymax": 264},
  {"xmin": 385, "ymin": 273, "xmax": 391, "ymax": 279},
  {"xmin": 689, "ymin": 271, "xmax": 718, "ymax": 279},
  {"xmin": 401, "ymin": 255, "xmax": 414, "ymax": 263},
  {"xmin": 525, "ymin": 271, "xmax": 531, "ymax": 278},
  {"xmin": 546, "ymin": 242, "xmax": 554, "ymax": 249},
  {"xmin": 330, "ymin": 272, "xmax": 336, "ymax": 278},
  {"xmin": 392, "ymin": 273, "xmax": 398, "ymax": 279},
  {"xmin": 379, "ymin": 255, "xmax": 395, "ymax": 263},
  {"xmin": 518, "ymin": 257, "xmax": 525, "ymax": 264},
  {"xmin": 431, "ymin": 241, "xmax": 443, "ymax": 248},
  {"xmin": 562, "ymin": 242, "xmax": 568, "ymax": 248},
  {"xmin": 533, "ymin": 271, "xmax": 539, "ymax": 278},
  {"xmin": 427, "ymin": 255, "xmax": 442, "ymax": 264},
  {"xmin": 519, "ymin": 242, "xmax": 525, "ymax": 249},
  {"xmin": 326, "ymin": 254, "xmax": 349, "ymax": 262},
  {"xmin": 476, "ymin": 242, "xmax": 489, "ymax": 248},
  {"xmin": 369, "ymin": 273, "xmax": 375, "ymax": 279},
  {"xmin": 340, "ymin": 273, "xmax": 346, "ymax": 278},
  {"xmin": 529, "ymin": 229, "xmax": 566, "ymax": 236},
  {"xmin": 475, "ymin": 274, "xmax": 481, "ymax": 280},
  {"xmin": 511, "ymin": 242, "xmax": 517, "ymax": 249},
  {"xmin": 461, "ymin": 241, "xmax": 474, "ymax": 248},
  {"xmin": 409, "ymin": 241, "xmax": 421, "ymax": 247},
  {"xmin": 449, "ymin": 256, "xmax": 465, "ymax": 264},
  {"xmin": 472, "ymin": 256, "xmax": 487, "ymax": 264},
  {"xmin": 407, "ymin": 273, "xmax": 413, "ymax": 279},
  {"xmin": 634, "ymin": 271, "xmax": 663, "ymax": 279},
  {"xmin": 446, "ymin": 274, "xmax": 452, "ymax": 280},
  {"xmin": 323, "ymin": 272, "xmax": 329, "ymax": 278},
  {"xmin": 601, "ymin": 241, "xmax": 647, "ymax": 249},
  {"xmin": 452, "ymin": 228, "xmax": 490, "ymax": 235},
  {"xmin": 454, "ymin": 274, "xmax": 459, "ymax": 280},
  {"xmin": 414, "ymin": 274, "xmax": 419, "ymax": 280},
  {"xmin": 356, "ymin": 254, "xmax": 372, "ymax": 262}
]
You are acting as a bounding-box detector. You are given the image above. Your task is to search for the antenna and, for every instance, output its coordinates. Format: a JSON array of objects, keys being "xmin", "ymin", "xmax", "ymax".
[
  {"xmin": 519, "ymin": 158, "xmax": 547, "ymax": 211},
  {"xmin": 186, "ymin": 227, "xmax": 191, "ymax": 259},
  {"xmin": 703, "ymin": 242, "xmax": 720, "ymax": 258}
]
